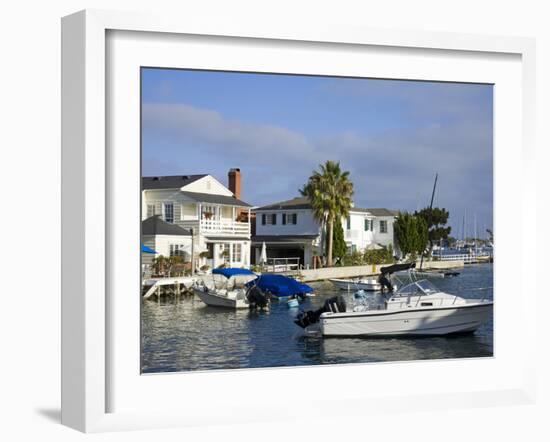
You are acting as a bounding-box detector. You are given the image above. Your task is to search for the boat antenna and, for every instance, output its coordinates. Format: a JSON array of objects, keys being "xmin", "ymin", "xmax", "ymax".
[{"xmin": 419, "ymin": 173, "xmax": 438, "ymax": 270}]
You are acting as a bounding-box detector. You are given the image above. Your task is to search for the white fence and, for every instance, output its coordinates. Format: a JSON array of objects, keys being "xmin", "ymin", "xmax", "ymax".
[
  {"xmin": 434, "ymin": 253, "xmax": 491, "ymax": 264},
  {"xmin": 265, "ymin": 257, "xmax": 301, "ymax": 273}
]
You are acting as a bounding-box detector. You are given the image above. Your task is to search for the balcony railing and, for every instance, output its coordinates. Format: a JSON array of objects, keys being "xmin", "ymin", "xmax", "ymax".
[{"xmin": 200, "ymin": 219, "xmax": 250, "ymax": 236}]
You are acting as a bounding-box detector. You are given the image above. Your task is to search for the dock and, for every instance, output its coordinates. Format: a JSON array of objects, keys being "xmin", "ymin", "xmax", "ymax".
[{"xmin": 142, "ymin": 276, "xmax": 197, "ymax": 300}]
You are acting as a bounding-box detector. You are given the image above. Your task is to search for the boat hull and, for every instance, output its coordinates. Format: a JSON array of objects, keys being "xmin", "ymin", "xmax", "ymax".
[
  {"xmin": 330, "ymin": 278, "xmax": 382, "ymax": 291},
  {"xmin": 317, "ymin": 302, "xmax": 493, "ymax": 337},
  {"xmin": 194, "ymin": 287, "xmax": 249, "ymax": 309}
]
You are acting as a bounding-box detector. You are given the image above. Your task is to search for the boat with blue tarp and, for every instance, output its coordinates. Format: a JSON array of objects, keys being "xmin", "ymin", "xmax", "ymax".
[
  {"xmin": 248, "ymin": 273, "xmax": 314, "ymax": 300},
  {"xmin": 212, "ymin": 268, "xmax": 314, "ymax": 299},
  {"xmin": 194, "ymin": 268, "xmax": 268, "ymax": 309},
  {"xmin": 212, "ymin": 268, "xmax": 257, "ymax": 278}
]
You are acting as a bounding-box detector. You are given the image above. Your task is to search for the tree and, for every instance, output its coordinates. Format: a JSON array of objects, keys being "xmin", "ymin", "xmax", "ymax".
[
  {"xmin": 394, "ymin": 211, "xmax": 429, "ymax": 261},
  {"xmin": 326, "ymin": 217, "xmax": 347, "ymax": 263},
  {"xmin": 300, "ymin": 160, "xmax": 354, "ymax": 266},
  {"xmin": 414, "ymin": 207, "xmax": 451, "ymax": 254}
]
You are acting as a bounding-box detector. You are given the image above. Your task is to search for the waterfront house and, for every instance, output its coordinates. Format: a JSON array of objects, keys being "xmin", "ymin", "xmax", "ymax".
[
  {"xmin": 142, "ymin": 169, "xmax": 252, "ymax": 270},
  {"xmin": 252, "ymin": 197, "xmax": 397, "ymax": 268}
]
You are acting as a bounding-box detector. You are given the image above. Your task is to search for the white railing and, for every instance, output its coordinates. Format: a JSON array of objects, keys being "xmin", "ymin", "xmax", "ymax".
[
  {"xmin": 434, "ymin": 254, "xmax": 479, "ymax": 264},
  {"xmin": 264, "ymin": 257, "xmax": 301, "ymax": 273},
  {"xmin": 200, "ymin": 219, "xmax": 250, "ymax": 236}
]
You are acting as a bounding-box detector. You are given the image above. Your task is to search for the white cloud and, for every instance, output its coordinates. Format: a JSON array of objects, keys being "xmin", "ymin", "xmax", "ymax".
[
  {"xmin": 142, "ymin": 100, "xmax": 492, "ymax": 234},
  {"xmin": 143, "ymin": 103, "xmax": 315, "ymax": 164}
]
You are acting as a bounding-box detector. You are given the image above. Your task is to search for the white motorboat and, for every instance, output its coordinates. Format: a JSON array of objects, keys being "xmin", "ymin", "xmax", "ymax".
[
  {"xmin": 296, "ymin": 263, "xmax": 492, "ymax": 337},
  {"xmin": 193, "ymin": 270, "xmax": 269, "ymax": 310},
  {"xmin": 329, "ymin": 278, "xmax": 382, "ymax": 291}
]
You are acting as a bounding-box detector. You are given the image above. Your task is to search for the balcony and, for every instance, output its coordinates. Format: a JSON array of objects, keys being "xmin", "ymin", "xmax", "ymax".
[{"xmin": 200, "ymin": 219, "xmax": 250, "ymax": 236}]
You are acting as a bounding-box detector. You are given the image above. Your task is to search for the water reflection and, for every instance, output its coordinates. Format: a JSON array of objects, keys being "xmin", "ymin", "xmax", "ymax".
[{"xmin": 141, "ymin": 264, "xmax": 493, "ymax": 373}]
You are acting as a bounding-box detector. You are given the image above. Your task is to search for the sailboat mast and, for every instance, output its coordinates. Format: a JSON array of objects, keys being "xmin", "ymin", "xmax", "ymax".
[
  {"xmin": 419, "ymin": 173, "xmax": 438, "ymax": 270},
  {"xmin": 462, "ymin": 209, "xmax": 466, "ymax": 243},
  {"xmin": 474, "ymin": 213, "xmax": 477, "ymax": 251}
]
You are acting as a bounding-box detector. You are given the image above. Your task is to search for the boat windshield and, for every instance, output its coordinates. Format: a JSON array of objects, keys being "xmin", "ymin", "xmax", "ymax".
[{"xmin": 395, "ymin": 279, "xmax": 440, "ymax": 297}]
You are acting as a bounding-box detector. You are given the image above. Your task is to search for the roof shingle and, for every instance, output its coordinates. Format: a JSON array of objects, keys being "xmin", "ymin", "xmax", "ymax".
[
  {"xmin": 142, "ymin": 174, "xmax": 207, "ymax": 190},
  {"xmin": 142, "ymin": 216, "xmax": 192, "ymax": 236},
  {"xmin": 181, "ymin": 191, "xmax": 251, "ymax": 207}
]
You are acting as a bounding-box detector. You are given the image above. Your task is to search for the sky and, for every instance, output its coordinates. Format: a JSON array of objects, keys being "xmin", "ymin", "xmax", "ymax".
[{"xmin": 141, "ymin": 68, "xmax": 493, "ymax": 240}]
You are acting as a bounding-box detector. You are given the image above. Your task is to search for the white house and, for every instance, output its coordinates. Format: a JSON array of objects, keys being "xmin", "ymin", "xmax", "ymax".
[
  {"xmin": 142, "ymin": 169, "xmax": 252, "ymax": 271},
  {"xmin": 141, "ymin": 215, "xmax": 193, "ymax": 267},
  {"xmin": 252, "ymin": 197, "xmax": 397, "ymax": 268}
]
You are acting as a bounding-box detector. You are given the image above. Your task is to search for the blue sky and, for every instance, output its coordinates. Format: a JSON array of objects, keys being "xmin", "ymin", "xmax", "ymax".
[{"xmin": 142, "ymin": 68, "xmax": 493, "ymax": 239}]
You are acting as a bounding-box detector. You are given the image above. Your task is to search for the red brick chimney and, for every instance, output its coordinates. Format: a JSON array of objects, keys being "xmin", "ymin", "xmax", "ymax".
[{"xmin": 228, "ymin": 168, "xmax": 241, "ymax": 199}]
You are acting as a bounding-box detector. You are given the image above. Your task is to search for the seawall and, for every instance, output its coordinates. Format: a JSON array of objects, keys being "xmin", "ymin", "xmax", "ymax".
[{"xmin": 294, "ymin": 260, "xmax": 465, "ymax": 282}]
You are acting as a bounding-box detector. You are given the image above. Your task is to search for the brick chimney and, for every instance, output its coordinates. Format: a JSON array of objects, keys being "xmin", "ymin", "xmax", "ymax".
[{"xmin": 228, "ymin": 168, "xmax": 241, "ymax": 199}]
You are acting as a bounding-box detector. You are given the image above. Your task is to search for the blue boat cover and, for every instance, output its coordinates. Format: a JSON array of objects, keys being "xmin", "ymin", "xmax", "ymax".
[
  {"xmin": 212, "ymin": 268, "xmax": 256, "ymax": 278},
  {"xmin": 249, "ymin": 274, "xmax": 313, "ymax": 298},
  {"xmin": 141, "ymin": 244, "xmax": 157, "ymax": 254}
]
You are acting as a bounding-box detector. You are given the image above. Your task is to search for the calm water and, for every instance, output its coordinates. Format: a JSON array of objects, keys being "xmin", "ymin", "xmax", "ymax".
[{"xmin": 141, "ymin": 264, "xmax": 493, "ymax": 373}]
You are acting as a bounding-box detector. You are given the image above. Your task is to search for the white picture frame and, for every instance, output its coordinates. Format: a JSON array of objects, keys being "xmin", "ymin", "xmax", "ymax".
[{"xmin": 61, "ymin": 9, "xmax": 537, "ymax": 433}]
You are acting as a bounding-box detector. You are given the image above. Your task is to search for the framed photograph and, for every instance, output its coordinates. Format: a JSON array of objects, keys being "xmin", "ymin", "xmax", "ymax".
[{"xmin": 61, "ymin": 9, "xmax": 537, "ymax": 433}]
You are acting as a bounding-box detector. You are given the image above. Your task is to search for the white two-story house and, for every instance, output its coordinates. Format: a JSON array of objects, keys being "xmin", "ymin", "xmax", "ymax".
[
  {"xmin": 252, "ymin": 197, "xmax": 397, "ymax": 268},
  {"xmin": 142, "ymin": 169, "xmax": 252, "ymax": 270}
]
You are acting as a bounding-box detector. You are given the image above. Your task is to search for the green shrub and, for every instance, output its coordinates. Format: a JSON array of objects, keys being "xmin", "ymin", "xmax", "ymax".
[
  {"xmin": 363, "ymin": 246, "xmax": 394, "ymax": 265},
  {"xmin": 341, "ymin": 251, "xmax": 365, "ymax": 266}
]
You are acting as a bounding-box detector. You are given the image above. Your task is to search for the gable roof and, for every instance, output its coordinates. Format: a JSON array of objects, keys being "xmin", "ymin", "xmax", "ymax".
[
  {"xmin": 254, "ymin": 197, "xmax": 397, "ymax": 217},
  {"xmin": 142, "ymin": 174, "xmax": 208, "ymax": 190},
  {"xmin": 361, "ymin": 208, "xmax": 399, "ymax": 217},
  {"xmin": 180, "ymin": 191, "xmax": 251, "ymax": 207},
  {"xmin": 254, "ymin": 197, "xmax": 311, "ymax": 211},
  {"xmin": 142, "ymin": 216, "xmax": 192, "ymax": 236}
]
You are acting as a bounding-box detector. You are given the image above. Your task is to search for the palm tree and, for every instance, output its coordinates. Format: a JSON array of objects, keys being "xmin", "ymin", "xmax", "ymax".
[{"xmin": 300, "ymin": 160, "xmax": 354, "ymax": 266}]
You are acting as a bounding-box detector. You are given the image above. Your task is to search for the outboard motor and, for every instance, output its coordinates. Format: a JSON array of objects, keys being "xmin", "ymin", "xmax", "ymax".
[
  {"xmin": 246, "ymin": 285, "xmax": 270, "ymax": 310},
  {"xmin": 377, "ymin": 273, "xmax": 393, "ymax": 293},
  {"xmin": 294, "ymin": 295, "xmax": 346, "ymax": 329}
]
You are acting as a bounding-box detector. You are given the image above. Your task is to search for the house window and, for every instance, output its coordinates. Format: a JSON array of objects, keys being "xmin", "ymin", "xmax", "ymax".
[
  {"xmin": 220, "ymin": 243, "xmax": 230, "ymax": 259},
  {"xmin": 266, "ymin": 213, "xmax": 277, "ymax": 225},
  {"xmin": 365, "ymin": 219, "xmax": 373, "ymax": 231},
  {"xmin": 346, "ymin": 216, "xmax": 351, "ymax": 230},
  {"xmin": 380, "ymin": 220, "xmax": 388, "ymax": 233},
  {"xmin": 147, "ymin": 204, "xmax": 155, "ymax": 218},
  {"xmin": 169, "ymin": 244, "xmax": 187, "ymax": 258},
  {"xmin": 282, "ymin": 213, "xmax": 296, "ymax": 225},
  {"xmin": 201, "ymin": 205, "xmax": 216, "ymax": 220},
  {"xmin": 232, "ymin": 243, "xmax": 242, "ymax": 262},
  {"xmin": 163, "ymin": 202, "xmax": 174, "ymax": 223}
]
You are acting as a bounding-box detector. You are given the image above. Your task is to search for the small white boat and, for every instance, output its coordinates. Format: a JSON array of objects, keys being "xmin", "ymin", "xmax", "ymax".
[
  {"xmin": 297, "ymin": 265, "xmax": 492, "ymax": 337},
  {"xmin": 329, "ymin": 278, "xmax": 382, "ymax": 291},
  {"xmin": 193, "ymin": 271, "xmax": 269, "ymax": 310},
  {"xmin": 194, "ymin": 284, "xmax": 251, "ymax": 309}
]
